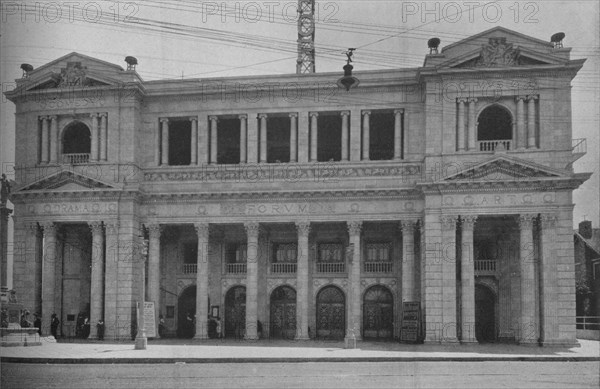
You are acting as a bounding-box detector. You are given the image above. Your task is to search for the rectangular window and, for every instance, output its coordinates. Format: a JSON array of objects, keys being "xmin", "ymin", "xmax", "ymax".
[
  {"xmin": 272, "ymin": 243, "xmax": 297, "ymax": 263},
  {"xmin": 318, "ymin": 243, "xmax": 344, "ymax": 262},
  {"xmin": 317, "ymin": 114, "xmax": 342, "ymax": 162},
  {"xmin": 217, "ymin": 118, "xmax": 241, "ymax": 164},
  {"xmin": 365, "ymin": 242, "xmax": 392, "ymax": 262},
  {"xmin": 226, "ymin": 243, "xmax": 247, "ymax": 263},
  {"xmin": 370, "ymin": 112, "xmax": 395, "ymax": 160},
  {"xmin": 168, "ymin": 119, "xmax": 192, "ymax": 165},
  {"xmin": 267, "ymin": 116, "xmax": 291, "ymax": 163}
]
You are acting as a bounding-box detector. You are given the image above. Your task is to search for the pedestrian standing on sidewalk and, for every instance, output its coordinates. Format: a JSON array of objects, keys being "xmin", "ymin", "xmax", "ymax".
[
  {"xmin": 50, "ymin": 313, "xmax": 59, "ymax": 338},
  {"xmin": 97, "ymin": 319, "xmax": 105, "ymax": 340},
  {"xmin": 33, "ymin": 313, "xmax": 41, "ymax": 335}
]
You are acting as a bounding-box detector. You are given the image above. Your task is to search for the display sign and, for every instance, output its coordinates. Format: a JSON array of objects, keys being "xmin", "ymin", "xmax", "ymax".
[
  {"xmin": 144, "ymin": 301, "xmax": 156, "ymax": 338},
  {"xmin": 400, "ymin": 302, "xmax": 421, "ymax": 343}
]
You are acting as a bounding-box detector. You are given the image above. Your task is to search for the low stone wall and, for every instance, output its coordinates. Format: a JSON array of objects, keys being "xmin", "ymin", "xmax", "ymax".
[
  {"xmin": 576, "ymin": 329, "xmax": 600, "ymax": 341},
  {"xmin": 0, "ymin": 328, "xmax": 43, "ymax": 346}
]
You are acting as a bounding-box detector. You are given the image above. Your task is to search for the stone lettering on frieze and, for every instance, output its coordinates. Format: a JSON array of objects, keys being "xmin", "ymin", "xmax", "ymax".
[
  {"xmin": 442, "ymin": 192, "xmax": 556, "ymax": 207},
  {"xmin": 26, "ymin": 202, "xmax": 118, "ymax": 215}
]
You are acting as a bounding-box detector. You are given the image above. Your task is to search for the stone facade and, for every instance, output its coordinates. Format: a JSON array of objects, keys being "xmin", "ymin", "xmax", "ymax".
[{"xmin": 5, "ymin": 27, "xmax": 590, "ymax": 345}]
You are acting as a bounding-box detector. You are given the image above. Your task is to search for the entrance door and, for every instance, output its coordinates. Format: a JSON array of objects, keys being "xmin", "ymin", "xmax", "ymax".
[
  {"xmin": 475, "ymin": 284, "xmax": 497, "ymax": 343},
  {"xmin": 177, "ymin": 286, "xmax": 196, "ymax": 338},
  {"xmin": 316, "ymin": 286, "xmax": 345, "ymax": 339},
  {"xmin": 224, "ymin": 286, "xmax": 246, "ymax": 338},
  {"xmin": 270, "ymin": 286, "xmax": 296, "ymax": 339},
  {"xmin": 363, "ymin": 285, "xmax": 394, "ymax": 339}
]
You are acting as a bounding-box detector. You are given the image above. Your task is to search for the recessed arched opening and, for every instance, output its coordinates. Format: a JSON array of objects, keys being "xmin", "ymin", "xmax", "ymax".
[
  {"xmin": 316, "ymin": 285, "xmax": 345, "ymax": 339},
  {"xmin": 224, "ymin": 286, "xmax": 246, "ymax": 339},
  {"xmin": 177, "ymin": 285, "xmax": 196, "ymax": 338},
  {"xmin": 363, "ymin": 285, "xmax": 394, "ymax": 339},
  {"xmin": 269, "ymin": 285, "xmax": 296, "ymax": 339},
  {"xmin": 475, "ymin": 283, "xmax": 497, "ymax": 343},
  {"xmin": 62, "ymin": 122, "xmax": 91, "ymax": 163},
  {"xmin": 477, "ymin": 105, "xmax": 513, "ymax": 151}
]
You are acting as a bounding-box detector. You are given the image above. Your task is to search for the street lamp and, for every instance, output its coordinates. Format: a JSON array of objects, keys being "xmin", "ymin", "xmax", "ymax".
[{"xmin": 134, "ymin": 231, "xmax": 148, "ymax": 350}]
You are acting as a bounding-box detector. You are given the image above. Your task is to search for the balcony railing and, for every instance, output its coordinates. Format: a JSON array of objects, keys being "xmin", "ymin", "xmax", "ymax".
[
  {"xmin": 62, "ymin": 153, "xmax": 90, "ymax": 164},
  {"xmin": 474, "ymin": 259, "xmax": 497, "ymax": 273},
  {"xmin": 226, "ymin": 263, "xmax": 247, "ymax": 274},
  {"xmin": 182, "ymin": 263, "xmax": 197, "ymax": 274},
  {"xmin": 316, "ymin": 262, "xmax": 345, "ymax": 273},
  {"xmin": 478, "ymin": 140, "xmax": 511, "ymax": 152},
  {"xmin": 271, "ymin": 262, "xmax": 297, "ymax": 274},
  {"xmin": 363, "ymin": 262, "xmax": 393, "ymax": 273}
]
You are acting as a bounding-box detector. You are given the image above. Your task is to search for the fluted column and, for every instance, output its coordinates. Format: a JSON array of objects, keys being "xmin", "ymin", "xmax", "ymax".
[
  {"xmin": 340, "ymin": 111, "xmax": 350, "ymax": 161},
  {"xmin": 460, "ymin": 215, "xmax": 477, "ymax": 343},
  {"xmin": 401, "ymin": 220, "xmax": 416, "ymax": 301},
  {"xmin": 194, "ymin": 223, "xmax": 209, "ymax": 339},
  {"xmin": 309, "ymin": 112, "xmax": 318, "ymax": 162},
  {"xmin": 440, "ymin": 215, "xmax": 459, "ymax": 343},
  {"xmin": 457, "ymin": 99, "xmax": 466, "ymax": 151},
  {"xmin": 88, "ymin": 221, "xmax": 104, "ymax": 339},
  {"xmin": 147, "ymin": 224, "xmax": 161, "ymax": 338},
  {"xmin": 394, "ymin": 109, "xmax": 403, "ymax": 159},
  {"xmin": 516, "ymin": 96, "xmax": 526, "ymax": 149},
  {"xmin": 289, "ymin": 113, "xmax": 298, "ymax": 162},
  {"xmin": 259, "ymin": 114, "xmax": 268, "ymax": 163},
  {"xmin": 209, "ymin": 116, "xmax": 218, "ymax": 164},
  {"xmin": 518, "ymin": 214, "xmax": 537, "ymax": 344},
  {"xmin": 190, "ymin": 117, "xmax": 198, "ymax": 165},
  {"xmin": 347, "ymin": 221, "xmax": 362, "ymax": 340},
  {"xmin": 539, "ymin": 213, "xmax": 558, "ymax": 344},
  {"xmin": 295, "ymin": 221, "xmax": 310, "ymax": 340},
  {"xmin": 361, "ymin": 111, "xmax": 370, "ymax": 160},
  {"xmin": 41, "ymin": 222, "xmax": 58, "ymax": 336},
  {"xmin": 467, "ymin": 98, "xmax": 477, "ymax": 151},
  {"xmin": 40, "ymin": 116, "xmax": 49, "ymax": 164},
  {"xmin": 160, "ymin": 118, "xmax": 169, "ymax": 165},
  {"xmin": 90, "ymin": 114, "xmax": 99, "ymax": 162},
  {"xmin": 527, "ymin": 95, "xmax": 538, "ymax": 149},
  {"xmin": 49, "ymin": 115, "xmax": 58, "ymax": 163},
  {"xmin": 244, "ymin": 222, "xmax": 260, "ymax": 340},
  {"xmin": 239, "ymin": 114, "xmax": 247, "ymax": 164},
  {"xmin": 99, "ymin": 113, "xmax": 108, "ymax": 161}
]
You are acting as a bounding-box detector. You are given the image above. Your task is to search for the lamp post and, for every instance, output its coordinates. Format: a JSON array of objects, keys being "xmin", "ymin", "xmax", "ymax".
[{"xmin": 135, "ymin": 231, "xmax": 148, "ymax": 350}]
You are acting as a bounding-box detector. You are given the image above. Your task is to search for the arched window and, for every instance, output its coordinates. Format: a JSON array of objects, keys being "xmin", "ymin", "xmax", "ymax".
[
  {"xmin": 477, "ymin": 105, "xmax": 513, "ymax": 151},
  {"xmin": 62, "ymin": 122, "xmax": 91, "ymax": 164}
]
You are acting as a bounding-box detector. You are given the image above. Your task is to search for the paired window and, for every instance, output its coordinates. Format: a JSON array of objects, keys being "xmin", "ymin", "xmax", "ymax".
[
  {"xmin": 365, "ymin": 242, "xmax": 392, "ymax": 262},
  {"xmin": 318, "ymin": 243, "xmax": 344, "ymax": 262},
  {"xmin": 225, "ymin": 243, "xmax": 247, "ymax": 263},
  {"xmin": 272, "ymin": 243, "xmax": 297, "ymax": 263}
]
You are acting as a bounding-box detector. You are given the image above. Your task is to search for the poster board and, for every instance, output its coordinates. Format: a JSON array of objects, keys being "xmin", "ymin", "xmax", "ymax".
[
  {"xmin": 400, "ymin": 301, "xmax": 421, "ymax": 343},
  {"xmin": 144, "ymin": 301, "xmax": 156, "ymax": 338}
]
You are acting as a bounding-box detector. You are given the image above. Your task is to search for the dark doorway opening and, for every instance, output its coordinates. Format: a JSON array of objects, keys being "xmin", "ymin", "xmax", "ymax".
[
  {"xmin": 363, "ymin": 285, "xmax": 394, "ymax": 339},
  {"xmin": 224, "ymin": 286, "xmax": 246, "ymax": 338},
  {"xmin": 267, "ymin": 116, "xmax": 291, "ymax": 163},
  {"xmin": 217, "ymin": 118, "xmax": 241, "ymax": 164},
  {"xmin": 168, "ymin": 120, "xmax": 191, "ymax": 166},
  {"xmin": 477, "ymin": 105, "xmax": 512, "ymax": 141},
  {"xmin": 316, "ymin": 285, "xmax": 345, "ymax": 339},
  {"xmin": 177, "ymin": 286, "xmax": 196, "ymax": 338},
  {"xmin": 369, "ymin": 112, "xmax": 395, "ymax": 160},
  {"xmin": 317, "ymin": 115, "xmax": 342, "ymax": 162},
  {"xmin": 475, "ymin": 284, "xmax": 497, "ymax": 343},
  {"xmin": 269, "ymin": 286, "xmax": 296, "ymax": 339},
  {"xmin": 62, "ymin": 122, "xmax": 91, "ymax": 154}
]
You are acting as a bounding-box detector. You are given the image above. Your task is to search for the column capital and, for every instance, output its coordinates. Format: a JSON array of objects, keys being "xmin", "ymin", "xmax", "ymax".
[
  {"xmin": 361, "ymin": 110, "xmax": 371, "ymax": 116},
  {"xmin": 189, "ymin": 116, "xmax": 198, "ymax": 123},
  {"xmin": 340, "ymin": 110, "xmax": 350, "ymax": 117},
  {"xmin": 39, "ymin": 115, "xmax": 48, "ymax": 121},
  {"xmin": 400, "ymin": 219, "xmax": 416, "ymax": 230},
  {"xmin": 309, "ymin": 112, "xmax": 319, "ymax": 118},
  {"xmin": 194, "ymin": 223, "xmax": 209, "ymax": 238},
  {"xmin": 540, "ymin": 213, "xmax": 558, "ymax": 229},
  {"xmin": 518, "ymin": 214, "xmax": 537, "ymax": 229},
  {"xmin": 258, "ymin": 113, "xmax": 268, "ymax": 120},
  {"xmin": 526, "ymin": 94, "xmax": 539, "ymax": 101},
  {"xmin": 347, "ymin": 220, "xmax": 362, "ymax": 236},
  {"xmin": 467, "ymin": 97, "xmax": 478, "ymax": 103},
  {"xmin": 147, "ymin": 224, "xmax": 162, "ymax": 239},
  {"xmin": 99, "ymin": 112, "xmax": 108, "ymax": 118},
  {"xmin": 90, "ymin": 113, "xmax": 99, "ymax": 119},
  {"xmin": 105, "ymin": 222, "xmax": 119, "ymax": 235},
  {"xmin": 208, "ymin": 115, "xmax": 219, "ymax": 122},
  {"xmin": 41, "ymin": 222, "xmax": 57, "ymax": 233},
  {"xmin": 88, "ymin": 221, "xmax": 103, "ymax": 234},
  {"xmin": 238, "ymin": 114, "xmax": 248, "ymax": 120},
  {"xmin": 393, "ymin": 108, "xmax": 404, "ymax": 115},
  {"xmin": 288, "ymin": 112, "xmax": 298, "ymax": 118},
  {"xmin": 456, "ymin": 97, "xmax": 467, "ymax": 103},
  {"xmin": 516, "ymin": 95, "xmax": 528, "ymax": 102},
  {"xmin": 26, "ymin": 222, "xmax": 38, "ymax": 235},
  {"xmin": 159, "ymin": 117, "xmax": 169, "ymax": 123},
  {"xmin": 295, "ymin": 221, "xmax": 311, "ymax": 236},
  {"xmin": 440, "ymin": 215, "xmax": 459, "ymax": 230},
  {"xmin": 47, "ymin": 115, "xmax": 58, "ymax": 121},
  {"xmin": 244, "ymin": 221, "xmax": 261, "ymax": 238},
  {"xmin": 461, "ymin": 215, "xmax": 478, "ymax": 229}
]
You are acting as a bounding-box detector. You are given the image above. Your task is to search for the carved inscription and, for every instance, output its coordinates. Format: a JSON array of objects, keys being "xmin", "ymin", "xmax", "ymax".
[
  {"xmin": 27, "ymin": 202, "xmax": 118, "ymax": 215},
  {"xmin": 442, "ymin": 193, "xmax": 556, "ymax": 207}
]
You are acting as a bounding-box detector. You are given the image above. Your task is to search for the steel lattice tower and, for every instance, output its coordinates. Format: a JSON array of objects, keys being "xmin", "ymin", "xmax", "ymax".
[{"xmin": 296, "ymin": 0, "xmax": 315, "ymax": 74}]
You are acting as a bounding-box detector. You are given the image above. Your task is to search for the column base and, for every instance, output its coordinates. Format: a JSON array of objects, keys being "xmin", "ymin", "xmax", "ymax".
[
  {"xmin": 539, "ymin": 339, "xmax": 578, "ymax": 348},
  {"xmin": 441, "ymin": 338, "xmax": 460, "ymax": 344},
  {"xmin": 460, "ymin": 338, "xmax": 478, "ymax": 344},
  {"xmin": 294, "ymin": 335, "xmax": 310, "ymax": 341},
  {"xmin": 134, "ymin": 337, "xmax": 147, "ymax": 350},
  {"xmin": 193, "ymin": 334, "xmax": 208, "ymax": 340},
  {"xmin": 518, "ymin": 339, "xmax": 540, "ymax": 346}
]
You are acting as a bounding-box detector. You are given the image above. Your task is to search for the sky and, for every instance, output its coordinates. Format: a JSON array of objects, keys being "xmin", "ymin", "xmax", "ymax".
[{"xmin": 0, "ymin": 0, "xmax": 598, "ymax": 231}]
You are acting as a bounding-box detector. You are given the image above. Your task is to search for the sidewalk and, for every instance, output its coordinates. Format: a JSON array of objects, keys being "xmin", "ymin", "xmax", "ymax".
[{"xmin": 2, "ymin": 338, "xmax": 599, "ymax": 364}]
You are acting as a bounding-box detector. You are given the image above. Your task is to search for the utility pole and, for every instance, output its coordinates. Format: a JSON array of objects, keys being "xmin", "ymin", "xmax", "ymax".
[{"xmin": 296, "ymin": 0, "xmax": 315, "ymax": 74}]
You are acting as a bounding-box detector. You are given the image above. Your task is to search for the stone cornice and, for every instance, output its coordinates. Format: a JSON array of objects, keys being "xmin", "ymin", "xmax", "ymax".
[{"xmin": 10, "ymin": 189, "xmax": 140, "ymax": 203}]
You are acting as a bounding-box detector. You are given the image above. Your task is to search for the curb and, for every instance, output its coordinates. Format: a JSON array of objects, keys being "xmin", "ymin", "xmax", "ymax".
[{"xmin": 3, "ymin": 356, "xmax": 600, "ymax": 364}]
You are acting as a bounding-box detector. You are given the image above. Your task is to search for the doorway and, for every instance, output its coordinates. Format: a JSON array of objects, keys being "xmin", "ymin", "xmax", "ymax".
[
  {"xmin": 177, "ymin": 286, "xmax": 196, "ymax": 338},
  {"xmin": 475, "ymin": 284, "xmax": 497, "ymax": 343},
  {"xmin": 269, "ymin": 286, "xmax": 297, "ymax": 339},
  {"xmin": 224, "ymin": 286, "xmax": 246, "ymax": 338},
  {"xmin": 363, "ymin": 285, "xmax": 394, "ymax": 339},
  {"xmin": 316, "ymin": 285, "xmax": 345, "ymax": 339}
]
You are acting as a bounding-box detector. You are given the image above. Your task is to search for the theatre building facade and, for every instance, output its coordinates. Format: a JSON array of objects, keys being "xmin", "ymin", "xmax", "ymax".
[{"xmin": 6, "ymin": 27, "xmax": 590, "ymax": 345}]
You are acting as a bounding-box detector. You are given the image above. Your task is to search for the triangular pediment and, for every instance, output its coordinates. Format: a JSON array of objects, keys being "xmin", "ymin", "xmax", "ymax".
[
  {"xmin": 16, "ymin": 171, "xmax": 116, "ymax": 192},
  {"xmin": 442, "ymin": 155, "xmax": 566, "ymax": 182}
]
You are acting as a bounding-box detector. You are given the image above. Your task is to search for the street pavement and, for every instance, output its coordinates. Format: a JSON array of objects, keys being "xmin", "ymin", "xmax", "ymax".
[{"xmin": 1, "ymin": 338, "xmax": 599, "ymax": 363}]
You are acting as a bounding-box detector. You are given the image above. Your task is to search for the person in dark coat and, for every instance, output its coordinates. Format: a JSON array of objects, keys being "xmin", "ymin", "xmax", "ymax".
[
  {"xmin": 50, "ymin": 313, "xmax": 60, "ymax": 338},
  {"xmin": 96, "ymin": 319, "xmax": 105, "ymax": 340},
  {"xmin": 33, "ymin": 314, "xmax": 42, "ymax": 335}
]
